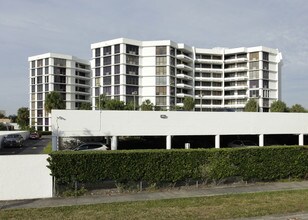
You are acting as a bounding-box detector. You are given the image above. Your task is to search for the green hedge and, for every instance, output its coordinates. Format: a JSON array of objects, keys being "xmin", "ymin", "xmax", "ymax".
[{"xmin": 47, "ymin": 146, "xmax": 308, "ymax": 185}]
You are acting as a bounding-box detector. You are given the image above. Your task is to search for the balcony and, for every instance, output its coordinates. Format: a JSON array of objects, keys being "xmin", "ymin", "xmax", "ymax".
[
  {"xmin": 195, "ymin": 77, "xmax": 223, "ymax": 82},
  {"xmin": 224, "ymin": 76, "xmax": 248, "ymax": 82},
  {"xmin": 195, "ymin": 95, "xmax": 223, "ymax": 100},
  {"xmin": 224, "ymin": 58, "xmax": 248, "ymax": 64},
  {"xmin": 195, "ymin": 67, "xmax": 222, "ymax": 73},
  {"xmin": 195, "ymin": 86, "xmax": 223, "ymax": 91},
  {"xmin": 176, "ymin": 73, "xmax": 193, "ymax": 80},
  {"xmin": 224, "ymin": 85, "xmax": 248, "ymax": 90},
  {"xmin": 176, "ymin": 83, "xmax": 193, "ymax": 89},
  {"xmin": 176, "ymin": 93, "xmax": 193, "ymax": 98},
  {"xmin": 196, "ymin": 59, "xmax": 223, "ymax": 64},
  {"xmin": 176, "ymin": 64, "xmax": 193, "ymax": 71},
  {"xmin": 224, "ymin": 66, "xmax": 248, "ymax": 72},
  {"xmin": 176, "ymin": 54, "xmax": 193, "ymax": 63},
  {"xmin": 224, "ymin": 94, "xmax": 247, "ymax": 99}
]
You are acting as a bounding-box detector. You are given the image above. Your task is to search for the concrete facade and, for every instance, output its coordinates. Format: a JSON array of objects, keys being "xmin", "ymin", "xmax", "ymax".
[{"xmin": 51, "ymin": 110, "xmax": 307, "ymax": 150}]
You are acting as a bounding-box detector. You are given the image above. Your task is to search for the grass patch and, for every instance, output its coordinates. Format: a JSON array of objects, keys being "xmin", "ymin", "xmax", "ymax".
[
  {"xmin": 1, "ymin": 189, "xmax": 308, "ymax": 219},
  {"xmin": 42, "ymin": 142, "xmax": 52, "ymax": 154}
]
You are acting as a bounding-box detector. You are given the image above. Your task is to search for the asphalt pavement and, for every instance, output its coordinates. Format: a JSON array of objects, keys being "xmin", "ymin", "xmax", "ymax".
[{"xmin": 1, "ymin": 180, "xmax": 308, "ymax": 219}]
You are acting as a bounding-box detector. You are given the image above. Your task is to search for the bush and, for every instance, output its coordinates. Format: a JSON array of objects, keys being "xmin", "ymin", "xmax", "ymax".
[{"xmin": 47, "ymin": 146, "xmax": 308, "ymax": 188}]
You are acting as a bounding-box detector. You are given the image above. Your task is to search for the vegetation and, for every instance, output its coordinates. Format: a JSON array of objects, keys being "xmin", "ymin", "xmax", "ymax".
[
  {"xmin": 16, "ymin": 107, "xmax": 29, "ymax": 130},
  {"xmin": 183, "ymin": 97, "xmax": 195, "ymax": 111},
  {"xmin": 289, "ymin": 104, "xmax": 307, "ymax": 112},
  {"xmin": 78, "ymin": 102, "xmax": 91, "ymax": 110},
  {"xmin": 140, "ymin": 99, "xmax": 154, "ymax": 111},
  {"xmin": 1, "ymin": 189, "xmax": 308, "ymax": 219},
  {"xmin": 270, "ymin": 100, "xmax": 288, "ymax": 112},
  {"xmin": 244, "ymin": 99, "xmax": 258, "ymax": 112},
  {"xmin": 48, "ymin": 146, "xmax": 308, "ymax": 188},
  {"xmin": 43, "ymin": 142, "xmax": 52, "ymax": 154},
  {"xmin": 44, "ymin": 91, "xmax": 66, "ymax": 113}
]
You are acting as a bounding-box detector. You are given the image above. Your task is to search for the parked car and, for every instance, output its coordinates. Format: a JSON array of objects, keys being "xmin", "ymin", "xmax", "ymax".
[
  {"xmin": 73, "ymin": 142, "xmax": 109, "ymax": 151},
  {"xmin": 29, "ymin": 132, "xmax": 40, "ymax": 140},
  {"xmin": 227, "ymin": 140, "xmax": 258, "ymax": 148},
  {"xmin": 2, "ymin": 134, "xmax": 24, "ymax": 147}
]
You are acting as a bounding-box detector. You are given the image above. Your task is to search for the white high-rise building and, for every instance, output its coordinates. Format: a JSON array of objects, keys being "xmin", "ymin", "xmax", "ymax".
[
  {"xmin": 28, "ymin": 53, "xmax": 91, "ymax": 131},
  {"xmin": 91, "ymin": 38, "xmax": 282, "ymax": 112}
]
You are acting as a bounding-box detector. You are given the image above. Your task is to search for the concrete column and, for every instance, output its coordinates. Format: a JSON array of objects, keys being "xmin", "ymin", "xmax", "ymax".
[
  {"xmin": 52, "ymin": 135, "xmax": 57, "ymax": 151},
  {"xmin": 215, "ymin": 135, "xmax": 220, "ymax": 149},
  {"xmin": 111, "ymin": 136, "xmax": 118, "ymax": 150},
  {"xmin": 259, "ymin": 134, "xmax": 264, "ymax": 147},
  {"xmin": 299, "ymin": 134, "xmax": 304, "ymax": 146},
  {"xmin": 166, "ymin": 135, "xmax": 171, "ymax": 150}
]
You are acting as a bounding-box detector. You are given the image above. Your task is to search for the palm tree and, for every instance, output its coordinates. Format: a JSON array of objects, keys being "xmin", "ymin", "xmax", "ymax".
[{"xmin": 44, "ymin": 91, "xmax": 65, "ymax": 113}]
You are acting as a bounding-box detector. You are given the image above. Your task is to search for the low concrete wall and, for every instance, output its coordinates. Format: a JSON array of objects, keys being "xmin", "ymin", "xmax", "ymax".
[
  {"xmin": 0, "ymin": 155, "xmax": 52, "ymax": 201},
  {"xmin": 0, "ymin": 131, "xmax": 29, "ymax": 149}
]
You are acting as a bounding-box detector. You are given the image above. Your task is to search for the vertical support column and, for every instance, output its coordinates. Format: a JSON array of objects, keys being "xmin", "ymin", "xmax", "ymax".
[
  {"xmin": 111, "ymin": 136, "xmax": 118, "ymax": 150},
  {"xmin": 52, "ymin": 135, "xmax": 57, "ymax": 151},
  {"xmin": 259, "ymin": 134, "xmax": 264, "ymax": 147},
  {"xmin": 166, "ymin": 135, "xmax": 171, "ymax": 150},
  {"xmin": 215, "ymin": 135, "xmax": 220, "ymax": 149},
  {"xmin": 299, "ymin": 134, "xmax": 304, "ymax": 146}
]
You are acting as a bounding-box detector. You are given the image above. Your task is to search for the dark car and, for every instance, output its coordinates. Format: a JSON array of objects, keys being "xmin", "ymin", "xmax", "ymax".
[
  {"xmin": 73, "ymin": 142, "xmax": 109, "ymax": 151},
  {"xmin": 29, "ymin": 132, "xmax": 40, "ymax": 140},
  {"xmin": 227, "ymin": 140, "xmax": 258, "ymax": 148},
  {"xmin": 3, "ymin": 134, "xmax": 24, "ymax": 148}
]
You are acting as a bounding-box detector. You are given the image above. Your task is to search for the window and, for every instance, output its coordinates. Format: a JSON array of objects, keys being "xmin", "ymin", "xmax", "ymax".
[
  {"xmin": 114, "ymin": 44, "xmax": 120, "ymax": 54},
  {"xmin": 95, "ymin": 87, "xmax": 99, "ymax": 96},
  {"xmin": 45, "ymin": 58, "xmax": 49, "ymax": 66},
  {"xmin": 126, "ymin": 86, "xmax": 138, "ymax": 95},
  {"xmin": 103, "ymin": 46, "xmax": 111, "ymax": 55},
  {"xmin": 126, "ymin": 65, "xmax": 138, "ymax": 75},
  {"xmin": 95, "ymin": 68, "xmax": 100, "ymax": 76},
  {"xmin": 263, "ymin": 80, "xmax": 269, "ymax": 88},
  {"xmin": 170, "ymin": 67, "xmax": 175, "ymax": 76},
  {"xmin": 37, "ymin": 93, "xmax": 43, "ymax": 100},
  {"xmin": 126, "ymin": 55, "xmax": 138, "ymax": 65},
  {"xmin": 104, "ymin": 76, "xmax": 111, "ymax": 85},
  {"xmin": 37, "ymin": 101, "xmax": 43, "ymax": 109},
  {"xmin": 126, "ymin": 44, "xmax": 139, "ymax": 55},
  {"xmin": 37, "ymin": 76, "xmax": 42, "ymax": 84},
  {"xmin": 250, "ymin": 61, "xmax": 259, "ymax": 70},
  {"xmin": 31, "ymin": 78, "xmax": 35, "ymax": 85},
  {"xmin": 31, "ymin": 69, "xmax": 35, "ymax": 76},
  {"xmin": 249, "ymin": 52, "xmax": 259, "ymax": 61},
  {"xmin": 114, "ymin": 65, "xmax": 120, "ymax": 74},
  {"xmin": 212, "ymin": 55, "xmax": 222, "ymax": 60},
  {"xmin": 238, "ymin": 90, "xmax": 246, "ymax": 95},
  {"xmin": 249, "ymin": 70, "xmax": 259, "ymax": 79},
  {"xmin": 45, "ymin": 84, "xmax": 49, "ymax": 91},
  {"xmin": 156, "ymin": 86, "xmax": 166, "ymax": 95},
  {"xmin": 114, "ymin": 55, "xmax": 120, "ymax": 64},
  {"xmin": 95, "ymin": 58, "xmax": 100, "ymax": 67},
  {"xmin": 212, "ymin": 64, "xmax": 221, "ymax": 69},
  {"xmin": 37, "ymin": 59, "xmax": 43, "ymax": 67},
  {"xmin": 213, "ymin": 91, "xmax": 222, "ymax": 96},
  {"xmin": 212, "ymin": 82, "xmax": 222, "ymax": 87},
  {"xmin": 249, "ymin": 80, "xmax": 259, "ymax": 88},
  {"xmin": 213, "ymin": 100, "xmax": 222, "ymax": 105},
  {"xmin": 263, "ymin": 71, "xmax": 269, "ymax": 79},
  {"xmin": 156, "ymin": 76, "xmax": 166, "ymax": 85},
  {"xmin": 54, "ymin": 58, "xmax": 66, "ymax": 66},
  {"xmin": 114, "ymin": 86, "xmax": 120, "ymax": 95},
  {"xmin": 263, "ymin": 62, "xmax": 269, "ymax": 70},
  {"xmin": 156, "ymin": 46, "xmax": 167, "ymax": 55},
  {"xmin": 114, "ymin": 75, "xmax": 120, "ymax": 84},
  {"xmin": 170, "ymin": 87, "xmax": 175, "ymax": 96},
  {"xmin": 37, "ymin": 85, "xmax": 43, "ymax": 92},
  {"xmin": 170, "ymin": 57, "xmax": 175, "ymax": 66},
  {"xmin": 95, "ymin": 48, "xmax": 100, "ymax": 57},
  {"xmin": 103, "ymin": 86, "xmax": 111, "ymax": 95},
  {"xmin": 55, "ymin": 76, "xmax": 66, "ymax": 83},
  {"xmin": 156, "ymin": 56, "xmax": 167, "ymax": 65},
  {"xmin": 95, "ymin": 78, "xmax": 100, "ymax": 86},
  {"xmin": 45, "ymin": 67, "xmax": 49, "ymax": 74},
  {"xmin": 156, "ymin": 97, "xmax": 166, "ymax": 105},
  {"xmin": 156, "ymin": 66, "xmax": 166, "ymax": 75},
  {"xmin": 37, "ymin": 68, "xmax": 43, "ymax": 75},
  {"xmin": 250, "ymin": 90, "xmax": 259, "ymax": 97},
  {"xmin": 54, "ymin": 67, "xmax": 66, "ymax": 75},
  {"xmin": 103, "ymin": 66, "xmax": 111, "ymax": 75},
  {"xmin": 126, "ymin": 75, "xmax": 138, "ymax": 85},
  {"xmin": 263, "ymin": 52, "xmax": 269, "ymax": 61},
  {"xmin": 103, "ymin": 56, "xmax": 111, "ymax": 65},
  {"xmin": 170, "ymin": 47, "xmax": 175, "ymax": 56},
  {"xmin": 31, "ymin": 61, "xmax": 35, "ymax": 68}
]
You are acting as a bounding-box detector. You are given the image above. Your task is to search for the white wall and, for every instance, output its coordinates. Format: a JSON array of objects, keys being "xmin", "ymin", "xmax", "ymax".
[
  {"xmin": 0, "ymin": 155, "xmax": 52, "ymax": 201},
  {"xmin": 52, "ymin": 110, "xmax": 308, "ymax": 137}
]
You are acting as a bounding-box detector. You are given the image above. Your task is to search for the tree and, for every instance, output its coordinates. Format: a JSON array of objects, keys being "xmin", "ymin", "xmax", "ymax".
[
  {"xmin": 244, "ymin": 99, "xmax": 258, "ymax": 112},
  {"xmin": 0, "ymin": 123, "xmax": 7, "ymax": 131},
  {"xmin": 124, "ymin": 102, "xmax": 135, "ymax": 110},
  {"xmin": 0, "ymin": 113, "xmax": 5, "ymax": 118},
  {"xmin": 96, "ymin": 94, "xmax": 109, "ymax": 110},
  {"xmin": 44, "ymin": 91, "xmax": 65, "ymax": 113},
  {"xmin": 105, "ymin": 99, "xmax": 125, "ymax": 110},
  {"xmin": 17, "ymin": 107, "xmax": 29, "ymax": 130},
  {"xmin": 8, "ymin": 115, "xmax": 17, "ymax": 123},
  {"xmin": 289, "ymin": 104, "xmax": 306, "ymax": 113},
  {"xmin": 79, "ymin": 102, "xmax": 92, "ymax": 110},
  {"xmin": 270, "ymin": 100, "xmax": 288, "ymax": 112},
  {"xmin": 140, "ymin": 99, "xmax": 154, "ymax": 111},
  {"xmin": 183, "ymin": 97, "xmax": 195, "ymax": 111}
]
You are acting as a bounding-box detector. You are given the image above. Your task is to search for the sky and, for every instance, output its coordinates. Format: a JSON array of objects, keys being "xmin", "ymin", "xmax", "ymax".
[{"xmin": 0, "ymin": 0, "xmax": 308, "ymax": 115}]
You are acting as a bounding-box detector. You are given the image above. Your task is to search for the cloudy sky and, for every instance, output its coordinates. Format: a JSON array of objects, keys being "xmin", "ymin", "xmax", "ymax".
[{"xmin": 0, "ymin": 0, "xmax": 307, "ymax": 115}]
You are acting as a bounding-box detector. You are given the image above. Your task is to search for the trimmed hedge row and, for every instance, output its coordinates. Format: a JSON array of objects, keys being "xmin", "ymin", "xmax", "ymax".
[{"xmin": 47, "ymin": 146, "xmax": 308, "ymax": 185}]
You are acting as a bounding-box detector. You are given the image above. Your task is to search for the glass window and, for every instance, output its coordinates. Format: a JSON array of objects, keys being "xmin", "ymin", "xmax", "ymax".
[
  {"xmin": 156, "ymin": 66, "xmax": 166, "ymax": 75},
  {"xmin": 126, "ymin": 65, "xmax": 138, "ymax": 75},
  {"xmin": 263, "ymin": 80, "xmax": 269, "ymax": 88},
  {"xmin": 114, "ymin": 55, "xmax": 120, "ymax": 64},
  {"xmin": 104, "ymin": 76, "xmax": 111, "ymax": 85},
  {"xmin": 156, "ymin": 86, "xmax": 166, "ymax": 95},
  {"xmin": 103, "ymin": 66, "xmax": 111, "ymax": 75},
  {"xmin": 37, "ymin": 93, "xmax": 43, "ymax": 100},
  {"xmin": 249, "ymin": 70, "xmax": 259, "ymax": 79},
  {"xmin": 45, "ymin": 58, "xmax": 49, "ymax": 66},
  {"xmin": 31, "ymin": 69, "xmax": 35, "ymax": 76},
  {"xmin": 250, "ymin": 61, "xmax": 259, "ymax": 70},
  {"xmin": 31, "ymin": 61, "xmax": 35, "ymax": 68},
  {"xmin": 126, "ymin": 86, "xmax": 138, "ymax": 95},
  {"xmin": 114, "ymin": 44, "xmax": 120, "ymax": 54},
  {"xmin": 45, "ymin": 67, "xmax": 49, "ymax": 74},
  {"xmin": 95, "ymin": 77, "xmax": 100, "ymax": 86},
  {"xmin": 95, "ymin": 68, "xmax": 100, "ymax": 76},
  {"xmin": 249, "ymin": 80, "xmax": 259, "ymax": 88},
  {"xmin": 263, "ymin": 52, "xmax": 269, "ymax": 61},
  {"xmin": 250, "ymin": 90, "xmax": 259, "ymax": 97},
  {"xmin": 170, "ymin": 47, "xmax": 175, "ymax": 56},
  {"xmin": 45, "ymin": 84, "xmax": 49, "ymax": 91},
  {"xmin": 114, "ymin": 75, "xmax": 120, "ymax": 84},
  {"xmin": 54, "ymin": 67, "xmax": 66, "ymax": 75},
  {"xmin": 263, "ymin": 62, "xmax": 269, "ymax": 70},
  {"xmin": 156, "ymin": 76, "xmax": 166, "ymax": 85},
  {"xmin": 249, "ymin": 52, "xmax": 259, "ymax": 61},
  {"xmin": 156, "ymin": 46, "xmax": 166, "ymax": 55},
  {"xmin": 103, "ymin": 56, "xmax": 111, "ymax": 65},
  {"xmin": 95, "ymin": 58, "xmax": 100, "ymax": 67},
  {"xmin": 103, "ymin": 86, "xmax": 111, "ymax": 95},
  {"xmin": 126, "ymin": 75, "xmax": 138, "ymax": 85},
  {"xmin": 37, "ymin": 76, "xmax": 42, "ymax": 84},
  {"xmin": 263, "ymin": 71, "xmax": 269, "ymax": 79},
  {"xmin": 31, "ymin": 78, "xmax": 35, "ymax": 85},
  {"xmin": 126, "ymin": 55, "xmax": 138, "ymax": 65},
  {"xmin": 114, "ymin": 65, "xmax": 120, "ymax": 74},
  {"xmin": 54, "ymin": 58, "xmax": 66, "ymax": 66},
  {"xmin": 156, "ymin": 97, "xmax": 166, "ymax": 105},
  {"xmin": 95, "ymin": 48, "xmax": 101, "ymax": 57},
  {"xmin": 114, "ymin": 86, "xmax": 120, "ymax": 95},
  {"xmin": 156, "ymin": 56, "xmax": 167, "ymax": 65},
  {"xmin": 170, "ymin": 67, "xmax": 175, "ymax": 76},
  {"xmin": 103, "ymin": 46, "xmax": 111, "ymax": 55},
  {"xmin": 37, "ymin": 59, "xmax": 43, "ymax": 67},
  {"xmin": 37, "ymin": 68, "xmax": 43, "ymax": 75},
  {"xmin": 126, "ymin": 44, "xmax": 139, "ymax": 55}
]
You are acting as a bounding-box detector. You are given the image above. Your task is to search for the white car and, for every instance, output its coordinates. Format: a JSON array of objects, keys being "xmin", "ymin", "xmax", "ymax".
[{"xmin": 73, "ymin": 142, "xmax": 109, "ymax": 151}]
